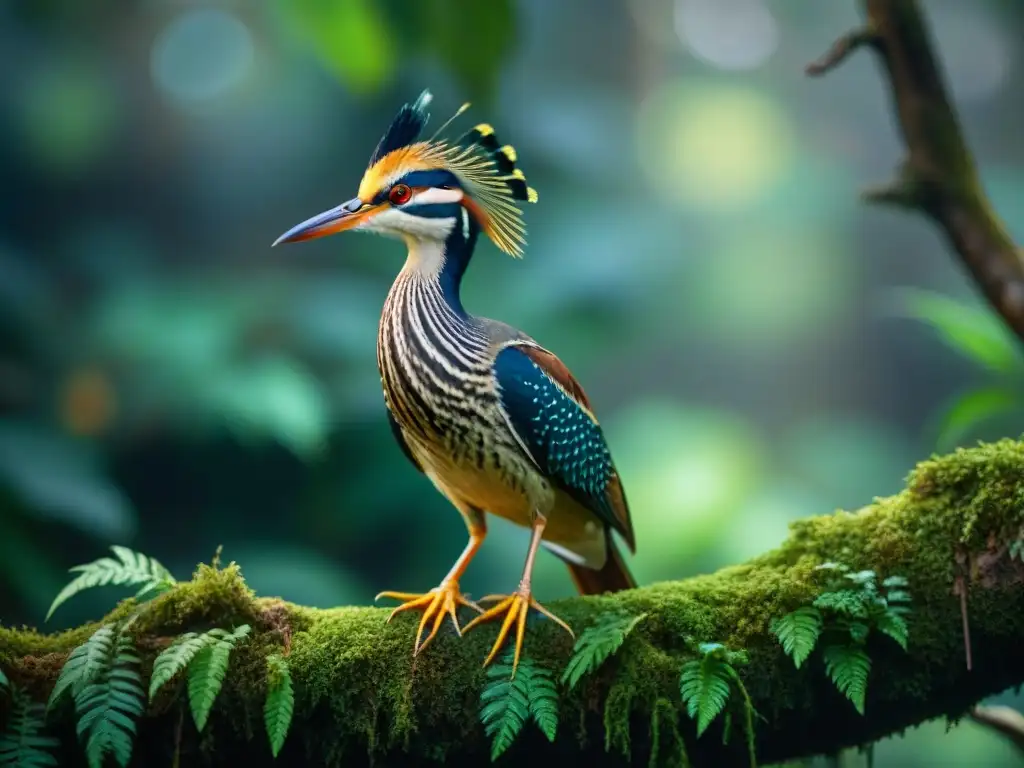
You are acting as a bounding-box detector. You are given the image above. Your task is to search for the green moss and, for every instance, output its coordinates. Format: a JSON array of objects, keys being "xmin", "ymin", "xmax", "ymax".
[{"xmin": 1, "ymin": 440, "xmax": 1023, "ymax": 766}]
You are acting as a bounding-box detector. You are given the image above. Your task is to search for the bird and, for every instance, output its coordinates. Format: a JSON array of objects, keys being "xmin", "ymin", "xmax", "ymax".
[{"xmin": 273, "ymin": 90, "xmax": 636, "ymax": 676}]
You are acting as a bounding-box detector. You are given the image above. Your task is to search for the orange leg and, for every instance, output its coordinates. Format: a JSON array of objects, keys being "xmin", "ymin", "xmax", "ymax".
[
  {"xmin": 462, "ymin": 514, "xmax": 574, "ymax": 677},
  {"xmin": 376, "ymin": 519, "xmax": 486, "ymax": 656}
]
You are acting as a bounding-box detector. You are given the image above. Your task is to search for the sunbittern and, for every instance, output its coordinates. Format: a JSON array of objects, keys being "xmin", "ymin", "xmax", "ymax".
[{"xmin": 274, "ymin": 90, "xmax": 637, "ymax": 675}]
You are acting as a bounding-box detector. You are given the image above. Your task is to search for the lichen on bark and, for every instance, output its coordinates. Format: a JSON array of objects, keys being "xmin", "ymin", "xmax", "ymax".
[{"xmin": 1, "ymin": 439, "xmax": 1023, "ymax": 767}]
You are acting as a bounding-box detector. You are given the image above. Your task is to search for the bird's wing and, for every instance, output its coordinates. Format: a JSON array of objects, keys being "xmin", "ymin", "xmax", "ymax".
[
  {"xmin": 492, "ymin": 341, "xmax": 635, "ymax": 551},
  {"xmin": 387, "ymin": 408, "xmax": 424, "ymax": 473}
]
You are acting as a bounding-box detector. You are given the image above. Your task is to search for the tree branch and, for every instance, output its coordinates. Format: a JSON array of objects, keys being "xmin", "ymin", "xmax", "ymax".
[
  {"xmin": 811, "ymin": 0, "xmax": 1024, "ymax": 344},
  {"xmin": 2, "ymin": 440, "xmax": 1023, "ymax": 766}
]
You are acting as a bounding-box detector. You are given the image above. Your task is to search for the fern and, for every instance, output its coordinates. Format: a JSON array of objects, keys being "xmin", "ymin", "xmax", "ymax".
[
  {"xmin": 148, "ymin": 632, "xmax": 209, "ymax": 701},
  {"xmin": 48, "ymin": 624, "xmax": 117, "ymax": 711},
  {"xmin": 0, "ymin": 667, "xmax": 8, "ymax": 692},
  {"xmin": 479, "ymin": 653, "xmax": 559, "ymax": 761},
  {"xmin": 72, "ymin": 628, "xmax": 144, "ymax": 768},
  {"xmin": 0, "ymin": 687, "xmax": 59, "ymax": 768},
  {"xmin": 813, "ymin": 590, "xmax": 868, "ymax": 617},
  {"xmin": 874, "ymin": 612, "xmax": 909, "ymax": 650},
  {"xmin": 680, "ymin": 654, "xmax": 732, "ymax": 737},
  {"xmin": 46, "ymin": 546, "xmax": 176, "ymax": 621},
  {"xmin": 187, "ymin": 625, "xmax": 251, "ymax": 732},
  {"xmin": 770, "ymin": 606, "xmax": 822, "ymax": 669},
  {"xmin": 823, "ymin": 644, "xmax": 871, "ymax": 715},
  {"xmin": 560, "ymin": 612, "xmax": 646, "ymax": 690},
  {"xmin": 264, "ymin": 654, "xmax": 294, "ymax": 758}
]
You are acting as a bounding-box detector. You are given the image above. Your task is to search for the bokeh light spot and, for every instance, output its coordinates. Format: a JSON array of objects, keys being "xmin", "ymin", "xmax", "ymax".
[
  {"xmin": 151, "ymin": 9, "xmax": 255, "ymax": 104},
  {"xmin": 635, "ymin": 80, "xmax": 793, "ymax": 211},
  {"xmin": 674, "ymin": 0, "xmax": 779, "ymax": 71}
]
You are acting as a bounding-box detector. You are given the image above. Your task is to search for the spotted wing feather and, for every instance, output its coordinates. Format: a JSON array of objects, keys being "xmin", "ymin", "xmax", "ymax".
[{"xmin": 492, "ymin": 342, "xmax": 635, "ymax": 551}]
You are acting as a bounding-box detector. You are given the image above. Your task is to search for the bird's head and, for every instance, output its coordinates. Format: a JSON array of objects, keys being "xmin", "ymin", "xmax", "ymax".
[{"xmin": 273, "ymin": 90, "xmax": 537, "ymax": 257}]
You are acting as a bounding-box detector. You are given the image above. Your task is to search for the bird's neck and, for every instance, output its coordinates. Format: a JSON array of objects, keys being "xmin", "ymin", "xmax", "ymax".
[{"xmin": 398, "ymin": 210, "xmax": 480, "ymax": 317}]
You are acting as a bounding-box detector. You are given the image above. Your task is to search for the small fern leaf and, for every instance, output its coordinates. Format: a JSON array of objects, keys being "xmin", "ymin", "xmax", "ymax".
[
  {"xmin": 264, "ymin": 654, "xmax": 294, "ymax": 758},
  {"xmin": 527, "ymin": 664, "xmax": 559, "ymax": 743},
  {"xmin": 881, "ymin": 575, "xmax": 908, "ymax": 589},
  {"xmin": 885, "ymin": 589, "xmax": 911, "ymax": 604},
  {"xmin": 680, "ymin": 657, "xmax": 732, "ymax": 737},
  {"xmin": 559, "ymin": 612, "xmax": 646, "ymax": 690},
  {"xmin": 149, "ymin": 633, "xmax": 206, "ymax": 701},
  {"xmin": 876, "ymin": 612, "xmax": 909, "ymax": 651},
  {"xmin": 813, "ymin": 590, "xmax": 868, "ymax": 618},
  {"xmin": 49, "ymin": 624, "xmax": 116, "ymax": 711},
  {"xmin": 770, "ymin": 607, "xmax": 822, "ymax": 669},
  {"xmin": 480, "ymin": 658, "xmax": 531, "ymax": 761},
  {"xmin": 75, "ymin": 630, "xmax": 144, "ymax": 768},
  {"xmin": 0, "ymin": 687, "xmax": 60, "ymax": 768},
  {"xmin": 823, "ymin": 644, "xmax": 871, "ymax": 715},
  {"xmin": 0, "ymin": 667, "xmax": 8, "ymax": 691},
  {"xmin": 46, "ymin": 546, "xmax": 175, "ymax": 621},
  {"xmin": 186, "ymin": 625, "xmax": 250, "ymax": 733}
]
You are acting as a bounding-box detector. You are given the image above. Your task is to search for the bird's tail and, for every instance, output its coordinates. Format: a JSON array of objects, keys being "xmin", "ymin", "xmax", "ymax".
[{"xmin": 566, "ymin": 537, "xmax": 636, "ymax": 595}]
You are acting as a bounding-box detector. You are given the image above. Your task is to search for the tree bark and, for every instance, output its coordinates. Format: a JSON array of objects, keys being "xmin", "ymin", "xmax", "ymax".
[{"xmin": 2, "ymin": 439, "xmax": 1023, "ymax": 767}]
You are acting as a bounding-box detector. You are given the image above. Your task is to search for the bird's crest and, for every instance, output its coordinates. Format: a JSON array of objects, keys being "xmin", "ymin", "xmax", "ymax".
[{"xmin": 359, "ymin": 89, "xmax": 538, "ymax": 257}]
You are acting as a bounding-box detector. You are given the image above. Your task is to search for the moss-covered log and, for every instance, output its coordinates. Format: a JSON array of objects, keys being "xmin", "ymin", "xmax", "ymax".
[{"xmin": 2, "ymin": 440, "xmax": 1024, "ymax": 767}]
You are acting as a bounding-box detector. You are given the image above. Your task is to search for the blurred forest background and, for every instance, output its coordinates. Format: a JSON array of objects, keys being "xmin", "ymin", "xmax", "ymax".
[{"xmin": 2, "ymin": 0, "xmax": 1024, "ymax": 765}]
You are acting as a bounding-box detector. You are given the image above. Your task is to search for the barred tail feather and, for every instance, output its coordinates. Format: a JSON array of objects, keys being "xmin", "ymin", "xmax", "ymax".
[{"xmin": 567, "ymin": 537, "xmax": 636, "ymax": 595}]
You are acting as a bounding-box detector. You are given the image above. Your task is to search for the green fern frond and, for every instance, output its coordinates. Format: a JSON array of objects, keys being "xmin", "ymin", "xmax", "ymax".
[
  {"xmin": 823, "ymin": 644, "xmax": 871, "ymax": 715},
  {"xmin": 875, "ymin": 612, "xmax": 909, "ymax": 651},
  {"xmin": 881, "ymin": 575, "xmax": 908, "ymax": 589},
  {"xmin": 46, "ymin": 546, "xmax": 175, "ymax": 621},
  {"xmin": 0, "ymin": 667, "xmax": 8, "ymax": 691},
  {"xmin": 680, "ymin": 655, "xmax": 732, "ymax": 737},
  {"xmin": 813, "ymin": 590, "xmax": 868, "ymax": 617},
  {"xmin": 187, "ymin": 625, "xmax": 250, "ymax": 733},
  {"xmin": 74, "ymin": 629, "xmax": 144, "ymax": 768},
  {"xmin": 264, "ymin": 654, "xmax": 294, "ymax": 758},
  {"xmin": 0, "ymin": 687, "xmax": 59, "ymax": 768},
  {"xmin": 770, "ymin": 606, "xmax": 822, "ymax": 669},
  {"xmin": 48, "ymin": 624, "xmax": 117, "ymax": 711},
  {"xmin": 847, "ymin": 621, "xmax": 869, "ymax": 644},
  {"xmin": 527, "ymin": 664, "xmax": 558, "ymax": 743},
  {"xmin": 885, "ymin": 589, "xmax": 911, "ymax": 604},
  {"xmin": 148, "ymin": 633, "xmax": 207, "ymax": 701},
  {"xmin": 814, "ymin": 562, "xmax": 849, "ymax": 573},
  {"xmin": 560, "ymin": 612, "xmax": 646, "ymax": 690},
  {"xmin": 480, "ymin": 658, "xmax": 531, "ymax": 761}
]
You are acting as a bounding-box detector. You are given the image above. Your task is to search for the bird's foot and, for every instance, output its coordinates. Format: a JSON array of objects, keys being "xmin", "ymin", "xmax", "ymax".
[
  {"xmin": 375, "ymin": 581, "xmax": 482, "ymax": 655},
  {"xmin": 462, "ymin": 586, "xmax": 574, "ymax": 677}
]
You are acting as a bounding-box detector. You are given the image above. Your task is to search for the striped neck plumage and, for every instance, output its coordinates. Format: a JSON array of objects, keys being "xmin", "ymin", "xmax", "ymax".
[{"xmin": 398, "ymin": 208, "xmax": 480, "ymax": 318}]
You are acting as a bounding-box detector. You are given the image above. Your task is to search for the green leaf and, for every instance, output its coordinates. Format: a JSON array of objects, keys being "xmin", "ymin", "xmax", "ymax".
[
  {"xmin": 881, "ymin": 575, "xmax": 908, "ymax": 589},
  {"xmin": 1010, "ymin": 539, "xmax": 1024, "ymax": 562},
  {"xmin": 46, "ymin": 546, "xmax": 175, "ymax": 621},
  {"xmin": 560, "ymin": 613, "xmax": 646, "ymax": 690},
  {"xmin": 935, "ymin": 387, "xmax": 1022, "ymax": 449},
  {"xmin": 844, "ymin": 570, "xmax": 876, "ymax": 586},
  {"xmin": 770, "ymin": 607, "xmax": 822, "ymax": 669},
  {"xmin": 185, "ymin": 626, "xmax": 250, "ymax": 733},
  {"xmin": 480, "ymin": 660, "xmax": 530, "ymax": 761},
  {"xmin": 847, "ymin": 621, "xmax": 870, "ymax": 644},
  {"xmin": 149, "ymin": 633, "xmax": 208, "ymax": 701},
  {"xmin": 264, "ymin": 654, "xmax": 294, "ymax": 758},
  {"xmin": 885, "ymin": 589, "xmax": 911, "ymax": 604},
  {"xmin": 823, "ymin": 644, "xmax": 871, "ymax": 715},
  {"xmin": 680, "ymin": 656, "xmax": 732, "ymax": 737},
  {"xmin": 275, "ymin": 0, "xmax": 396, "ymax": 93},
  {"xmin": 876, "ymin": 612, "xmax": 909, "ymax": 651},
  {"xmin": 49, "ymin": 624, "xmax": 116, "ymax": 711},
  {"xmin": 73, "ymin": 628, "xmax": 144, "ymax": 768},
  {"xmin": 814, "ymin": 562, "xmax": 849, "ymax": 573},
  {"xmin": 0, "ymin": 686, "xmax": 60, "ymax": 768},
  {"xmin": 894, "ymin": 289, "xmax": 1021, "ymax": 373},
  {"xmin": 814, "ymin": 590, "xmax": 869, "ymax": 618},
  {"xmin": 0, "ymin": 667, "xmax": 8, "ymax": 692}
]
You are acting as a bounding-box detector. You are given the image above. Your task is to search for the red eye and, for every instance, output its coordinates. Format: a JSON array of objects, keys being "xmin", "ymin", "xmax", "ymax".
[{"xmin": 389, "ymin": 184, "xmax": 412, "ymax": 205}]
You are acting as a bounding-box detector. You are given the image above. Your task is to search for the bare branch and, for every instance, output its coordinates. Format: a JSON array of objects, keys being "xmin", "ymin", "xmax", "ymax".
[{"xmin": 805, "ymin": 27, "xmax": 879, "ymax": 76}]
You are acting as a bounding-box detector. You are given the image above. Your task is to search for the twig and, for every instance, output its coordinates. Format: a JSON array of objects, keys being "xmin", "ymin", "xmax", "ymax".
[
  {"xmin": 809, "ymin": 0, "xmax": 1024, "ymax": 346},
  {"xmin": 969, "ymin": 705, "xmax": 1024, "ymax": 755}
]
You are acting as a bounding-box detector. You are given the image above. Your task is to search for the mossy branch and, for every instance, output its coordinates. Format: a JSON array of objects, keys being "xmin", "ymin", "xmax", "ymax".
[
  {"xmin": 809, "ymin": 0, "xmax": 1024, "ymax": 346},
  {"xmin": 2, "ymin": 440, "xmax": 1024, "ymax": 766}
]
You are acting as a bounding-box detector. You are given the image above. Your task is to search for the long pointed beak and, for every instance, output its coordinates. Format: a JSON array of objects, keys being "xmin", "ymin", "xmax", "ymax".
[{"xmin": 272, "ymin": 197, "xmax": 372, "ymax": 246}]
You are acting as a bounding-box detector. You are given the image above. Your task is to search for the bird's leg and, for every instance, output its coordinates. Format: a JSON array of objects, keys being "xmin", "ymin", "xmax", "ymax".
[
  {"xmin": 375, "ymin": 517, "xmax": 486, "ymax": 656},
  {"xmin": 462, "ymin": 513, "xmax": 574, "ymax": 677}
]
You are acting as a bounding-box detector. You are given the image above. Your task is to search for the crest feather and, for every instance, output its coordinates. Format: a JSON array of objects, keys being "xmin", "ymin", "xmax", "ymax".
[{"xmin": 368, "ymin": 90, "xmax": 433, "ymax": 167}]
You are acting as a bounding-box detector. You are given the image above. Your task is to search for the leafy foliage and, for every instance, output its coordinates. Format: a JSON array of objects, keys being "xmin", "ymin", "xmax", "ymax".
[
  {"xmin": 771, "ymin": 562, "xmax": 912, "ymax": 714},
  {"xmin": 769, "ymin": 607, "xmax": 822, "ymax": 669},
  {"xmin": 48, "ymin": 624, "xmax": 118, "ymax": 711},
  {"xmin": 187, "ymin": 625, "xmax": 251, "ymax": 732},
  {"xmin": 264, "ymin": 654, "xmax": 294, "ymax": 759},
  {"xmin": 560, "ymin": 612, "xmax": 646, "ymax": 690},
  {"xmin": 479, "ymin": 653, "xmax": 559, "ymax": 761},
  {"xmin": 74, "ymin": 629, "xmax": 144, "ymax": 768},
  {"xmin": 0, "ymin": 667, "xmax": 7, "ymax": 692},
  {"xmin": 0, "ymin": 687, "xmax": 59, "ymax": 768},
  {"xmin": 823, "ymin": 645, "xmax": 871, "ymax": 716},
  {"xmin": 148, "ymin": 632, "xmax": 210, "ymax": 700},
  {"xmin": 46, "ymin": 545, "xmax": 176, "ymax": 621},
  {"xmin": 891, "ymin": 289, "xmax": 1024, "ymax": 448}
]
